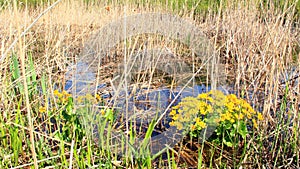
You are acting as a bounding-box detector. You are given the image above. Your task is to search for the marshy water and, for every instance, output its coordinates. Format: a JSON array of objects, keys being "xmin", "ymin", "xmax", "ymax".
[
  {"xmin": 59, "ymin": 12, "xmax": 299, "ymax": 157},
  {"xmin": 63, "ymin": 45, "xmax": 229, "ymax": 122}
]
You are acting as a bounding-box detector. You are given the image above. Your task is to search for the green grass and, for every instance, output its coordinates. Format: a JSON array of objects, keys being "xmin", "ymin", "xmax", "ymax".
[
  {"xmin": 2, "ymin": 0, "xmax": 300, "ymax": 19},
  {"xmin": 0, "ymin": 0, "xmax": 299, "ymax": 168}
]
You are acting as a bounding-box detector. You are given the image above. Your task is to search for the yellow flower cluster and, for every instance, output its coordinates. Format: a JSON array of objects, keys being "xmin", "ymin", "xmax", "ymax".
[
  {"xmin": 76, "ymin": 93, "xmax": 102, "ymax": 104},
  {"xmin": 222, "ymin": 94, "xmax": 263, "ymax": 128},
  {"xmin": 54, "ymin": 89, "xmax": 72, "ymax": 104},
  {"xmin": 169, "ymin": 90, "xmax": 264, "ymax": 133},
  {"xmin": 39, "ymin": 106, "xmax": 47, "ymax": 113},
  {"xmin": 39, "ymin": 90, "xmax": 72, "ymax": 113},
  {"xmin": 39, "ymin": 90, "xmax": 103, "ymax": 113}
]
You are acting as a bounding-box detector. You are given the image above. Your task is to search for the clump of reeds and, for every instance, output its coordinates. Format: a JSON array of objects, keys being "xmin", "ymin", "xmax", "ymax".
[{"xmin": 0, "ymin": 0, "xmax": 299, "ymax": 168}]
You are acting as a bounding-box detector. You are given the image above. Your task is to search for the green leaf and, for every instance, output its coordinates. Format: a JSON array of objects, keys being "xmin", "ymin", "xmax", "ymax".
[
  {"xmin": 224, "ymin": 122, "xmax": 232, "ymax": 130},
  {"xmin": 26, "ymin": 52, "xmax": 37, "ymax": 95},
  {"xmin": 10, "ymin": 53, "xmax": 24, "ymax": 94},
  {"xmin": 230, "ymin": 124, "xmax": 236, "ymax": 137},
  {"xmin": 237, "ymin": 121, "xmax": 248, "ymax": 139},
  {"xmin": 11, "ymin": 54, "xmax": 20, "ymax": 81},
  {"xmin": 104, "ymin": 109, "xmax": 114, "ymax": 121},
  {"xmin": 140, "ymin": 118, "xmax": 156, "ymax": 153},
  {"xmin": 28, "ymin": 53, "xmax": 37, "ymax": 83},
  {"xmin": 223, "ymin": 137, "xmax": 233, "ymax": 147}
]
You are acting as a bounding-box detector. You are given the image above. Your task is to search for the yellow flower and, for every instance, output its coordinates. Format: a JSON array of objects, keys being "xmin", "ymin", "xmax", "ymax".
[
  {"xmin": 197, "ymin": 101, "xmax": 203, "ymax": 110},
  {"xmin": 257, "ymin": 112, "xmax": 263, "ymax": 120},
  {"xmin": 169, "ymin": 90, "xmax": 261, "ymax": 136},
  {"xmin": 199, "ymin": 109, "xmax": 205, "ymax": 115},
  {"xmin": 220, "ymin": 111, "xmax": 234, "ymax": 123},
  {"xmin": 96, "ymin": 94, "xmax": 101, "ymax": 102},
  {"xmin": 62, "ymin": 90, "xmax": 71, "ymax": 98},
  {"xmin": 209, "ymin": 90, "xmax": 226, "ymax": 103},
  {"xmin": 244, "ymin": 110, "xmax": 252, "ymax": 119},
  {"xmin": 240, "ymin": 100, "xmax": 253, "ymax": 112},
  {"xmin": 39, "ymin": 106, "xmax": 46, "ymax": 113},
  {"xmin": 61, "ymin": 97, "xmax": 68, "ymax": 104},
  {"xmin": 101, "ymin": 109, "xmax": 105, "ymax": 115},
  {"xmin": 195, "ymin": 117, "xmax": 201, "ymax": 123},
  {"xmin": 234, "ymin": 113, "xmax": 244, "ymax": 120},
  {"xmin": 190, "ymin": 124, "xmax": 196, "ymax": 131},
  {"xmin": 206, "ymin": 104, "xmax": 213, "ymax": 113},
  {"xmin": 200, "ymin": 107, "xmax": 206, "ymax": 115},
  {"xmin": 252, "ymin": 119, "xmax": 258, "ymax": 129},
  {"xmin": 207, "ymin": 97, "xmax": 214, "ymax": 103},
  {"xmin": 53, "ymin": 89, "xmax": 59, "ymax": 95},
  {"xmin": 198, "ymin": 93, "xmax": 209, "ymax": 99},
  {"xmin": 224, "ymin": 111, "xmax": 232, "ymax": 121},
  {"xmin": 54, "ymin": 90, "xmax": 63, "ymax": 98},
  {"xmin": 172, "ymin": 105, "xmax": 180, "ymax": 109},
  {"xmin": 226, "ymin": 94, "xmax": 239, "ymax": 104},
  {"xmin": 226, "ymin": 102, "xmax": 235, "ymax": 112},
  {"xmin": 169, "ymin": 121, "xmax": 175, "ymax": 126},
  {"xmin": 172, "ymin": 114, "xmax": 179, "ymax": 121},
  {"xmin": 220, "ymin": 116, "xmax": 226, "ymax": 122},
  {"xmin": 195, "ymin": 117, "xmax": 206, "ymax": 129},
  {"xmin": 198, "ymin": 101, "xmax": 211, "ymax": 115},
  {"xmin": 197, "ymin": 120, "xmax": 207, "ymax": 129},
  {"xmin": 170, "ymin": 109, "xmax": 177, "ymax": 116}
]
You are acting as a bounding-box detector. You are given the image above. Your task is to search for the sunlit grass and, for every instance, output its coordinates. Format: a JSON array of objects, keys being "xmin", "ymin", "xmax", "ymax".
[{"xmin": 0, "ymin": 0, "xmax": 299, "ymax": 168}]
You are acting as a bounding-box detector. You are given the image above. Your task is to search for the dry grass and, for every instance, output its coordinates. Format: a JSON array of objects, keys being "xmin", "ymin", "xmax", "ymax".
[{"xmin": 0, "ymin": 0, "xmax": 299, "ymax": 168}]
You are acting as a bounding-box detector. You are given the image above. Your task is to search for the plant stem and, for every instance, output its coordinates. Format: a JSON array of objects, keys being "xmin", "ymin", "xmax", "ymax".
[{"xmin": 13, "ymin": 0, "xmax": 38, "ymax": 168}]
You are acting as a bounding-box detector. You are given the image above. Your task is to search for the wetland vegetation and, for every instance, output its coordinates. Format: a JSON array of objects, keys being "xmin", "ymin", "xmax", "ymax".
[{"xmin": 0, "ymin": 0, "xmax": 299, "ymax": 168}]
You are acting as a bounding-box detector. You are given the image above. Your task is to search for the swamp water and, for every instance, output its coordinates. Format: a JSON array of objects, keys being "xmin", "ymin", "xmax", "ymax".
[
  {"xmin": 59, "ymin": 12, "xmax": 299, "ymax": 156},
  {"xmin": 61, "ymin": 55, "xmax": 299, "ymax": 156}
]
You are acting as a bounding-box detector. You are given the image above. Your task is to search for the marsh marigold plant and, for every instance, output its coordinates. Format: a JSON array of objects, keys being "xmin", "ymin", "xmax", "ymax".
[
  {"xmin": 38, "ymin": 90, "xmax": 107, "ymax": 142},
  {"xmin": 169, "ymin": 90, "xmax": 263, "ymax": 147}
]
